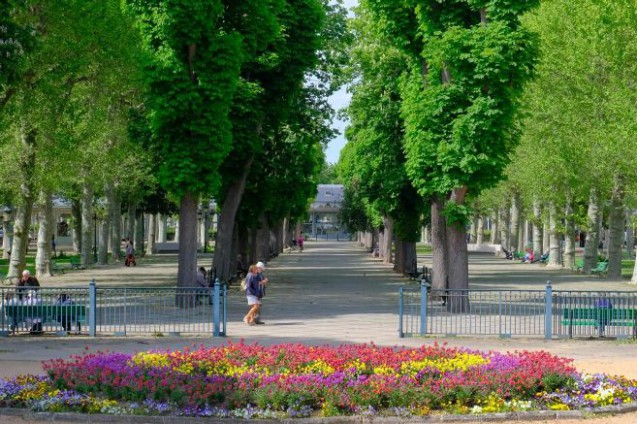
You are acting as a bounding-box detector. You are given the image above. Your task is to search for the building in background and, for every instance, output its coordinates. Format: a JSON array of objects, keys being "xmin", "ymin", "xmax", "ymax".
[{"xmin": 304, "ymin": 184, "xmax": 347, "ymax": 239}]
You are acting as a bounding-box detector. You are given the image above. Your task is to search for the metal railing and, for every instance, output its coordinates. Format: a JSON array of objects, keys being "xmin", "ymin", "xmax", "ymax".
[
  {"xmin": 399, "ymin": 281, "xmax": 637, "ymax": 339},
  {"xmin": 1, "ymin": 280, "xmax": 227, "ymax": 337}
]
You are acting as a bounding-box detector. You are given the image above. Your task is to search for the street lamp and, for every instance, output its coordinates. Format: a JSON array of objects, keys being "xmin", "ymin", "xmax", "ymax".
[
  {"xmin": 2, "ymin": 206, "xmax": 12, "ymax": 258},
  {"xmin": 93, "ymin": 212, "xmax": 98, "ymax": 263},
  {"xmin": 2, "ymin": 205, "xmax": 12, "ymax": 222}
]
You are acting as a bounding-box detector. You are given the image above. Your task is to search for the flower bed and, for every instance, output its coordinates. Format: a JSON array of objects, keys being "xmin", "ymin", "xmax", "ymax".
[{"xmin": 0, "ymin": 342, "xmax": 636, "ymax": 418}]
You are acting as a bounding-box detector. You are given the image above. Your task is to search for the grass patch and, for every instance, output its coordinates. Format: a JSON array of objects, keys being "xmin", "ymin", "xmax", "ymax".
[
  {"xmin": 621, "ymin": 259, "xmax": 634, "ymax": 279},
  {"xmin": 416, "ymin": 243, "xmax": 433, "ymax": 255}
]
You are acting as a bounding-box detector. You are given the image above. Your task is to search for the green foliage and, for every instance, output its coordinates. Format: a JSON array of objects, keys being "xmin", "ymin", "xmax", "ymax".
[
  {"xmin": 508, "ymin": 0, "xmax": 637, "ymax": 211},
  {"xmin": 318, "ymin": 163, "xmax": 341, "ymax": 184},
  {"xmin": 123, "ymin": 0, "xmax": 245, "ymax": 198},
  {"xmin": 230, "ymin": 0, "xmax": 341, "ymax": 230},
  {"xmin": 341, "ymin": 2, "xmax": 424, "ymax": 239},
  {"xmin": 0, "ymin": 1, "xmax": 36, "ymax": 89},
  {"xmin": 398, "ymin": 1, "xmax": 539, "ymax": 199},
  {"xmin": 442, "ymin": 201, "xmax": 471, "ymax": 229}
]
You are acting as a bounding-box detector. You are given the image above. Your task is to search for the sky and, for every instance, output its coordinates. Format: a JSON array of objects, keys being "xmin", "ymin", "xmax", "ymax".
[{"xmin": 324, "ymin": 0, "xmax": 358, "ymax": 164}]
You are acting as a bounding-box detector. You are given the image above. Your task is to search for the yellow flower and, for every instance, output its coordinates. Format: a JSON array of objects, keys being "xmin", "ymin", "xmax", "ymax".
[
  {"xmin": 401, "ymin": 353, "xmax": 489, "ymax": 377},
  {"xmin": 301, "ymin": 359, "xmax": 335, "ymax": 376}
]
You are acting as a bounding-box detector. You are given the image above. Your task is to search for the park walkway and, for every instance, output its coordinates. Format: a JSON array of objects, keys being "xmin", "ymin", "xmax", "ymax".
[{"xmin": 1, "ymin": 240, "xmax": 636, "ymax": 381}]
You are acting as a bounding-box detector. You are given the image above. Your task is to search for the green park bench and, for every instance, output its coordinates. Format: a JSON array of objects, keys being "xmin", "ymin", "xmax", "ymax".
[
  {"xmin": 4, "ymin": 303, "xmax": 87, "ymax": 335},
  {"xmin": 571, "ymin": 258, "xmax": 584, "ymax": 272},
  {"xmin": 52, "ymin": 257, "xmax": 84, "ymax": 274},
  {"xmin": 51, "ymin": 260, "xmax": 72, "ymax": 275},
  {"xmin": 590, "ymin": 261, "xmax": 608, "ymax": 277},
  {"xmin": 562, "ymin": 307, "xmax": 637, "ymax": 338}
]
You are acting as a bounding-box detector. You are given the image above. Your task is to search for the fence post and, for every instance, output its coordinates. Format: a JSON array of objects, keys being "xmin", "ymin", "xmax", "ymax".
[
  {"xmin": 89, "ymin": 279, "xmax": 96, "ymax": 337},
  {"xmin": 398, "ymin": 287, "xmax": 404, "ymax": 338},
  {"xmin": 221, "ymin": 284, "xmax": 227, "ymax": 336},
  {"xmin": 545, "ymin": 280, "xmax": 552, "ymax": 340},
  {"xmin": 420, "ymin": 281, "xmax": 429, "ymax": 336},
  {"xmin": 213, "ymin": 278, "xmax": 221, "ymax": 337}
]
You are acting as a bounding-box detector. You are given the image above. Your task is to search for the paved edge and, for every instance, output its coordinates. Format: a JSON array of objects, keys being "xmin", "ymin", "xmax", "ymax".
[{"xmin": 1, "ymin": 402, "xmax": 637, "ymax": 423}]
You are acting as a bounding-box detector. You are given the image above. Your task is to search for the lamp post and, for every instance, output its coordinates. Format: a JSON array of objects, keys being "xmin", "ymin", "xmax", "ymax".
[
  {"xmin": 197, "ymin": 209, "xmax": 202, "ymax": 252},
  {"xmin": 93, "ymin": 212, "xmax": 98, "ymax": 263},
  {"xmin": 2, "ymin": 206, "xmax": 12, "ymax": 259}
]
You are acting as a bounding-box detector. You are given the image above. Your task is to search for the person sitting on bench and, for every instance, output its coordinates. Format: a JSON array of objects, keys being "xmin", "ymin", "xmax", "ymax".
[{"xmin": 16, "ymin": 270, "xmax": 39, "ymax": 301}]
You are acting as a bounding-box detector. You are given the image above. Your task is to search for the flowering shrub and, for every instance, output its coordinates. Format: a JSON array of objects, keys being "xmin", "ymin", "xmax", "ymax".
[{"xmin": 0, "ymin": 342, "xmax": 635, "ymax": 418}]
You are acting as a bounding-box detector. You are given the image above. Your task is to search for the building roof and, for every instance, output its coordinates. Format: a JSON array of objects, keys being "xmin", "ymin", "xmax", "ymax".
[{"xmin": 310, "ymin": 184, "xmax": 344, "ymax": 209}]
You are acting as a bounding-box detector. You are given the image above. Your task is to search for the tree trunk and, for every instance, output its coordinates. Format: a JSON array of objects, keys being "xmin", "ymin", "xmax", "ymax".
[
  {"xmin": 431, "ymin": 197, "xmax": 448, "ymax": 292},
  {"xmin": 271, "ymin": 220, "xmax": 283, "ymax": 255},
  {"xmin": 71, "ymin": 199, "xmax": 81, "ymax": 253},
  {"xmin": 446, "ymin": 187, "xmax": 469, "ymax": 311},
  {"xmin": 394, "ymin": 237, "xmax": 404, "ymax": 273},
  {"xmin": 476, "ymin": 216, "xmax": 485, "ymax": 245},
  {"xmin": 106, "ymin": 182, "xmax": 122, "ymax": 261},
  {"xmin": 9, "ymin": 125, "xmax": 37, "ymax": 278},
  {"xmin": 542, "ymin": 222, "xmax": 550, "ymax": 254},
  {"xmin": 490, "ymin": 210, "xmax": 500, "ymax": 244},
  {"xmin": 127, "ymin": 202, "xmax": 136, "ymax": 241},
  {"xmin": 80, "ymin": 181, "xmax": 93, "ymax": 268},
  {"xmin": 401, "ymin": 239, "xmax": 416, "ymax": 275},
  {"xmin": 563, "ymin": 196, "xmax": 575, "ymax": 270},
  {"xmin": 256, "ymin": 214, "xmax": 270, "ymax": 262},
  {"xmin": 98, "ymin": 217, "xmax": 108, "ymax": 265},
  {"xmin": 583, "ymin": 188, "xmax": 601, "ymax": 273},
  {"xmin": 510, "ymin": 193, "xmax": 520, "ymax": 253},
  {"xmin": 382, "ymin": 215, "xmax": 393, "ymax": 263},
  {"xmin": 134, "ymin": 213, "xmax": 143, "ymax": 256},
  {"xmin": 213, "ymin": 157, "xmax": 253, "ymax": 282},
  {"xmin": 9, "ymin": 204, "xmax": 32, "ymax": 278},
  {"xmin": 177, "ymin": 191, "xmax": 198, "ymax": 287},
  {"xmin": 35, "ymin": 190, "xmax": 54, "ymax": 277},
  {"xmin": 146, "ymin": 214, "xmax": 156, "ymax": 256},
  {"xmin": 608, "ymin": 176, "xmax": 624, "ymax": 279},
  {"xmin": 158, "ymin": 214, "xmax": 167, "ymax": 243},
  {"xmin": 282, "ymin": 215, "xmax": 291, "ymax": 250},
  {"xmin": 499, "ymin": 204, "xmax": 511, "ymax": 254},
  {"xmin": 237, "ymin": 223, "xmax": 249, "ymax": 266},
  {"xmin": 625, "ymin": 209, "xmax": 634, "ymax": 259},
  {"xmin": 422, "ymin": 225, "xmax": 431, "ymax": 244},
  {"xmin": 469, "ymin": 218, "xmax": 477, "ymax": 244},
  {"xmin": 532, "ymin": 199, "xmax": 543, "ymax": 255},
  {"xmin": 547, "ymin": 201, "xmax": 561, "ymax": 268}
]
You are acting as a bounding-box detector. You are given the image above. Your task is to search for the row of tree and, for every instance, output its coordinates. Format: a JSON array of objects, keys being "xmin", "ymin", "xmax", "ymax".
[
  {"xmin": 475, "ymin": 0, "xmax": 637, "ymax": 282},
  {"xmin": 0, "ymin": 1, "xmax": 350, "ymax": 285},
  {"xmin": 338, "ymin": 0, "xmax": 538, "ymax": 308},
  {"xmin": 340, "ymin": 0, "xmax": 637, "ymax": 292}
]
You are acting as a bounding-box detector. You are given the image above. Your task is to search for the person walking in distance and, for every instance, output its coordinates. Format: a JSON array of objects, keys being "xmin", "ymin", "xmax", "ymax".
[
  {"xmin": 125, "ymin": 239, "xmax": 136, "ymax": 266},
  {"xmin": 297, "ymin": 235, "xmax": 304, "ymax": 252},
  {"xmin": 243, "ymin": 262, "xmax": 268, "ymax": 325}
]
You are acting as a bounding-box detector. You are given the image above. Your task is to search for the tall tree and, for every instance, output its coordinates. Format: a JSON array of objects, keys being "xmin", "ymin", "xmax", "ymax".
[
  {"xmin": 214, "ymin": 0, "xmax": 344, "ymax": 280},
  {"xmin": 368, "ymin": 1, "xmax": 539, "ymax": 304},
  {"xmin": 123, "ymin": 0, "xmax": 246, "ymax": 287},
  {"xmin": 342, "ymin": 2, "xmax": 423, "ymax": 272}
]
